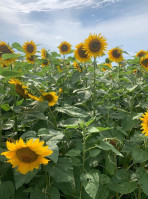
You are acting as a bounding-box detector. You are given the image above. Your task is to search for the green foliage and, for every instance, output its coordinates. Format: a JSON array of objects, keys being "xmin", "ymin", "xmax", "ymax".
[{"xmin": 0, "ymin": 41, "xmax": 148, "ymax": 199}]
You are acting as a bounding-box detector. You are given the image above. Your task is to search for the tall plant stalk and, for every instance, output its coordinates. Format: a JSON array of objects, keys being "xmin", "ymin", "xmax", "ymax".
[{"xmin": 93, "ymin": 57, "xmax": 97, "ymax": 117}]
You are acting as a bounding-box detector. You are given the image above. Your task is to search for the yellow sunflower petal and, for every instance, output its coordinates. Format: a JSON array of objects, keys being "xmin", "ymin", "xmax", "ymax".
[
  {"xmin": 1, "ymin": 138, "xmax": 53, "ymax": 174},
  {"xmin": 74, "ymin": 43, "xmax": 91, "ymax": 63},
  {"xmin": 108, "ymin": 47, "xmax": 124, "ymax": 63},
  {"xmin": 140, "ymin": 54, "xmax": 148, "ymax": 71},
  {"xmin": 83, "ymin": 33, "xmax": 107, "ymax": 58},
  {"xmin": 58, "ymin": 41, "xmax": 71, "ymax": 55}
]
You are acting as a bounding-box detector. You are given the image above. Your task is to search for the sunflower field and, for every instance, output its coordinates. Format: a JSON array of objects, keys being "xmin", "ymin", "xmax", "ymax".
[{"xmin": 0, "ymin": 34, "xmax": 148, "ymax": 199}]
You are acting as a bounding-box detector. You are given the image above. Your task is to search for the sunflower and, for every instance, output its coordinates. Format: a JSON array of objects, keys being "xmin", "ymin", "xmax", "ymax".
[
  {"xmin": 42, "ymin": 59, "xmax": 50, "ymax": 67},
  {"xmin": 140, "ymin": 110, "xmax": 148, "ymax": 136},
  {"xmin": 140, "ymin": 54, "xmax": 148, "ymax": 71},
  {"xmin": 39, "ymin": 92, "xmax": 58, "ymax": 106},
  {"xmin": 0, "ymin": 41, "xmax": 16, "ymax": 65},
  {"xmin": 83, "ymin": 33, "xmax": 107, "ymax": 58},
  {"xmin": 23, "ymin": 41, "xmax": 37, "ymax": 57},
  {"xmin": 1, "ymin": 138, "xmax": 53, "ymax": 174},
  {"xmin": 74, "ymin": 43, "xmax": 91, "ymax": 63},
  {"xmin": 26, "ymin": 55, "xmax": 35, "ymax": 64},
  {"xmin": 41, "ymin": 48, "xmax": 48, "ymax": 59},
  {"xmin": 58, "ymin": 41, "xmax": 71, "ymax": 55},
  {"xmin": 56, "ymin": 65, "xmax": 63, "ymax": 72},
  {"xmin": 136, "ymin": 50, "xmax": 147, "ymax": 58},
  {"xmin": 9, "ymin": 78, "xmax": 30, "ymax": 99},
  {"xmin": 59, "ymin": 88, "xmax": 62, "ymax": 94},
  {"xmin": 102, "ymin": 63, "xmax": 111, "ymax": 71},
  {"xmin": 108, "ymin": 47, "xmax": 124, "ymax": 63},
  {"xmin": 0, "ymin": 63, "xmax": 7, "ymax": 68},
  {"xmin": 73, "ymin": 61, "xmax": 82, "ymax": 72}
]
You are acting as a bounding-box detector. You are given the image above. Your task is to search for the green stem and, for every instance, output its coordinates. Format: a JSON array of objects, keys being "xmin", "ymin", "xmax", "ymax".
[
  {"xmin": 116, "ymin": 193, "xmax": 119, "ymax": 199},
  {"xmin": 135, "ymin": 64, "xmax": 139, "ymax": 84},
  {"xmin": 93, "ymin": 57, "xmax": 96, "ymax": 117},
  {"xmin": 13, "ymin": 96, "xmax": 17, "ymax": 132},
  {"xmin": 34, "ymin": 59, "xmax": 37, "ymax": 73},
  {"xmin": 48, "ymin": 106, "xmax": 57, "ymax": 129},
  {"xmin": 10, "ymin": 64, "xmax": 13, "ymax": 71},
  {"xmin": 118, "ymin": 63, "xmax": 120, "ymax": 86},
  {"xmin": 0, "ymin": 104, "xmax": 2, "ymax": 145},
  {"xmin": 44, "ymin": 166, "xmax": 50, "ymax": 199},
  {"xmin": 80, "ymin": 130, "xmax": 86, "ymax": 199},
  {"xmin": 138, "ymin": 186, "xmax": 141, "ymax": 199},
  {"xmin": 85, "ymin": 64, "xmax": 88, "ymax": 88}
]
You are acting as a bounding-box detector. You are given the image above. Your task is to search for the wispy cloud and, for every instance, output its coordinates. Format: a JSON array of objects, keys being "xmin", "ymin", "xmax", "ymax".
[
  {"xmin": 0, "ymin": 0, "xmax": 147, "ymax": 55},
  {"xmin": 1, "ymin": 0, "xmax": 119, "ymax": 13}
]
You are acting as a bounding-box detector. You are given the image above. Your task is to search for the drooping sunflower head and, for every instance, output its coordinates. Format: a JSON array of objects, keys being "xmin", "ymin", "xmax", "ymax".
[
  {"xmin": 26, "ymin": 55, "xmax": 35, "ymax": 64},
  {"xmin": 83, "ymin": 33, "xmax": 107, "ymax": 58},
  {"xmin": 42, "ymin": 59, "xmax": 50, "ymax": 67},
  {"xmin": 102, "ymin": 63, "xmax": 112, "ymax": 71},
  {"xmin": 140, "ymin": 110, "xmax": 148, "ymax": 136},
  {"xmin": 0, "ymin": 63, "xmax": 7, "ymax": 68},
  {"xmin": 108, "ymin": 47, "xmax": 124, "ymax": 63},
  {"xmin": 74, "ymin": 43, "xmax": 91, "ymax": 63},
  {"xmin": 0, "ymin": 41, "xmax": 15, "ymax": 65},
  {"xmin": 73, "ymin": 61, "xmax": 82, "ymax": 72},
  {"xmin": 23, "ymin": 40, "xmax": 37, "ymax": 56},
  {"xmin": 56, "ymin": 65, "xmax": 63, "ymax": 72},
  {"xmin": 41, "ymin": 48, "xmax": 48, "ymax": 59},
  {"xmin": 1, "ymin": 138, "xmax": 53, "ymax": 174},
  {"xmin": 58, "ymin": 41, "xmax": 71, "ymax": 55},
  {"xmin": 140, "ymin": 54, "xmax": 148, "ymax": 71},
  {"xmin": 136, "ymin": 50, "xmax": 147, "ymax": 58},
  {"xmin": 105, "ymin": 58, "xmax": 111, "ymax": 64},
  {"xmin": 40, "ymin": 92, "xmax": 58, "ymax": 106},
  {"xmin": 9, "ymin": 78, "xmax": 30, "ymax": 99}
]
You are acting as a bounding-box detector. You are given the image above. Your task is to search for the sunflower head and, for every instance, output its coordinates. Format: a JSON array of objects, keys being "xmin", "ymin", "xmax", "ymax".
[
  {"xmin": 23, "ymin": 40, "xmax": 37, "ymax": 56},
  {"xmin": 56, "ymin": 65, "xmax": 63, "ymax": 72},
  {"xmin": 58, "ymin": 41, "xmax": 71, "ymax": 55},
  {"xmin": 26, "ymin": 55, "xmax": 35, "ymax": 64},
  {"xmin": 0, "ymin": 41, "xmax": 15, "ymax": 65},
  {"xmin": 102, "ymin": 63, "xmax": 111, "ymax": 71},
  {"xmin": 73, "ymin": 61, "xmax": 82, "ymax": 72},
  {"xmin": 41, "ymin": 48, "xmax": 48, "ymax": 59},
  {"xmin": 39, "ymin": 92, "xmax": 58, "ymax": 106},
  {"xmin": 140, "ymin": 110, "xmax": 148, "ymax": 136},
  {"xmin": 140, "ymin": 55, "xmax": 148, "ymax": 71},
  {"xmin": 1, "ymin": 138, "xmax": 53, "ymax": 174},
  {"xmin": 136, "ymin": 50, "xmax": 147, "ymax": 58},
  {"xmin": 74, "ymin": 43, "xmax": 91, "ymax": 63},
  {"xmin": 83, "ymin": 33, "xmax": 107, "ymax": 58},
  {"xmin": 9, "ymin": 78, "xmax": 30, "ymax": 99},
  {"xmin": 105, "ymin": 58, "xmax": 111, "ymax": 64},
  {"xmin": 108, "ymin": 47, "xmax": 124, "ymax": 63},
  {"xmin": 42, "ymin": 59, "xmax": 50, "ymax": 67}
]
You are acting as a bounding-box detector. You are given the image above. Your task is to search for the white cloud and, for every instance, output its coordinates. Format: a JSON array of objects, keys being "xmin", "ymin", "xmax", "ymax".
[
  {"xmin": 0, "ymin": 0, "xmax": 148, "ymax": 55},
  {"xmin": 1, "ymin": 0, "xmax": 119, "ymax": 13}
]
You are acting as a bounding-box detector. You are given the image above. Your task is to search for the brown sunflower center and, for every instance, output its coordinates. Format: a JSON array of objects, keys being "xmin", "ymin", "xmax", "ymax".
[
  {"xmin": 137, "ymin": 52, "xmax": 146, "ymax": 58},
  {"xmin": 112, "ymin": 49, "xmax": 121, "ymax": 58},
  {"xmin": 43, "ymin": 60, "xmax": 49, "ymax": 65},
  {"xmin": 89, "ymin": 39, "xmax": 101, "ymax": 52},
  {"xmin": 26, "ymin": 44, "xmax": 34, "ymax": 53},
  {"xmin": 16, "ymin": 84, "xmax": 29, "ymax": 99},
  {"xmin": 141, "ymin": 58, "xmax": 148, "ymax": 67},
  {"xmin": 61, "ymin": 45, "xmax": 68, "ymax": 52},
  {"xmin": 44, "ymin": 94, "xmax": 53, "ymax": 102},
  {"xmin": 0, "ymin": 44, "xmax": 12, "ymax": 57},
  {"xmin": 16, "ymin": 147, "xmax": 38, "ymax": 163},
  {"xmin": 78, "ymin": 46, "xmax": 88, "ymax": 58}
]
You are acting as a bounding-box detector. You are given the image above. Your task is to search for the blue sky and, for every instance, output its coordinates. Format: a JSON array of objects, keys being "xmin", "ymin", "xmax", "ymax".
[{"xmin": 0, "ymin": 0, "xmax": 148, "ymax": 56}]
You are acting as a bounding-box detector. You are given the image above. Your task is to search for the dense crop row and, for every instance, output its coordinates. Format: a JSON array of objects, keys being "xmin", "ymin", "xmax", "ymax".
[{"xmin": 0, "ymin": 34, "xmax": 148, "ymax": 199}]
